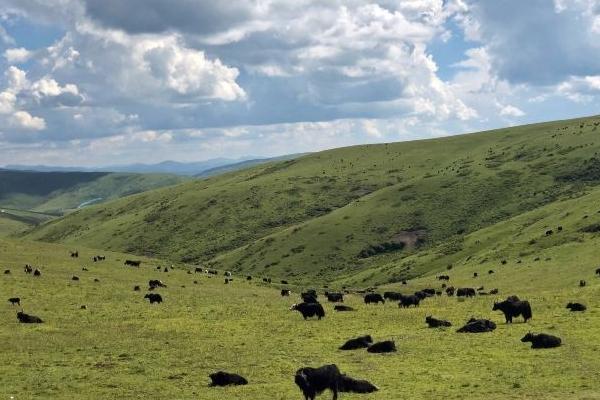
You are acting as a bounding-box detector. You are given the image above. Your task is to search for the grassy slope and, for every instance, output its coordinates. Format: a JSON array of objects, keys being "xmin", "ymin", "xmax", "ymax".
[
  {"xmin": 0, "ymin": 170, "xmax": 186, "ymax": 214},
  {"xmin": 1, "ymin": 236, "xmax": 599, "ymax": 399},
  {"xmin": 24, "ymin": 116, "xmax": 600, "ymax": 283}
]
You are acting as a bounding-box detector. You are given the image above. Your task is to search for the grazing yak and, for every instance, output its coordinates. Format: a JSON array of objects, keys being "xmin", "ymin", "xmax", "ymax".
[
  {"xmin": 339, "ymin": 335, "xmax": 373, "ymax": 350},
  {"xmin": 194, "ymin": 268, "xmax": 203, "ymax": 273},
  {"xmin": 364, "ymin": 293, "xmax": 385, "ymax": 305},
  {"xmin": 4, "ymin": 269, "xmax": 10, "ymax": 274},
  {"xmin": 16, "ymin": 311, "xmax": 43, "ymax": 323},
  {"xmin": 209, "ymin": 371, "xmax": 248, "ymax": 386},
  {"xmin": 566, "ymin": 302, "xmax": 586, "ymax": 312},
  {"xmin": 383, "ymin": 291, "xmax": 403, "ymax": 301},
  {"xmin": 425, "ymin": 316, "xmax": 451, "ymax": 328},
  {"xmin": 521, "ymin": 332, "xmax": 561, "ymax": 349},
  {"xmin": 326, "ymin": 293, "xmax": 344, "ymax": 303},
  {"xmin": 144, "ymin": 293, "xmax": 163, "ymax": 304},
  {"xmin": 367, "ymin": 340, "xmax": 396, "ymax": 353},
  {"xmin": 149, "ymin": 279, "xmax": 167, "ymax": 289},
  {"xmin": 457, "ymin": 318, "xmax": 496, "ymax": 333},
  {"xmin": 70, "ymin": 251, "xmax": 78, "ymax": 258},
  {"xmin": 246, "ymin": 276, "xmax": 252, "ymax": 281},
  {"xmin": 124, "ymin": 260, "xmax": 141, "ymax": 267},
  {"xmin": 8, "ymin": 297, "xmax": 20, "ymax": 306},
  {"xmin": 446, "ymin": 286, "xmax": 455, "ymax": 296},
  {"xmin": 334, "ymin": 305, "xmax": 355, "ymax": 312},
  {"xmin": 437, "ymin": 275, "xmax": 450, "ymax": 281},
  {"xmin": 291, "ymin": 303, "xmax": 325, "ymax": 320},
  {"xmin": 456, "ymin": 288, "xmax": 476, "ymax": 297},
  {"xmin": 492, "ymin": 298, "xmax": 532, "ymax": 323},
  {"xmin": 133, "ymin": 285, "xmax": 141, "ymax": 291},
  {"xmin": 294, "ymin": 364, "xmax": 378, "ymax": 400},
  {"xmin": 281, "ymin": 280, "xmax": 289, "ymax": 284},
  {"xmin": 24, "ymin": 265, "xmax": 33, "ymax": 274},
  {"xmin": 33, "ymin": 269, "xmax": 41, "ymax": 277},
  {"xmin": 281, "ymin": 289, "xmax": 291, "ymax": 297},
  {"xmin": 72, "ymin": 276, "xmax": 79, "ymax": 281},
  {"xmin": 398, "ymin": 294, "xmax": 420, "ymax": 308}
]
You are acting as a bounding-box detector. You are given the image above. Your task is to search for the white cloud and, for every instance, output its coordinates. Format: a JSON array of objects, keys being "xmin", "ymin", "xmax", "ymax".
[
  {"xmin": 4, "ymin": 47, "xmax": 33, "ymax": 63},
  {"xmin": 10, "ymin": 110, "xmax": 46, "ymax": 130},
  {"xmin": 499, "ymin": 104, "xmax": 525, "ymax": 117}
]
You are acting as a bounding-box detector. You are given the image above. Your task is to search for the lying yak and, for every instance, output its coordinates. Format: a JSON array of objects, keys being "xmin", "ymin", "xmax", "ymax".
[
  {"xmin": 339, "ymin": 335, "xmax": 373, "ymax": 350},
  {"xmin": 294, "ymin": 364, "xmax": 378, "ymax": 400},
  {"xmin": 291, "ymin": 302, "xmax": 325, "ymax": 320},
  {"xmin": 425, "ymin": 316, "xmax": 451, "ymax": 328},
  {"xmin": 209, "ymin": 371, "xmax": 248, "ymax": 386},
  {"xmin": 521, "ymin": 332, "xmax": 561, "ymax": 349},
  {"xmin": 16, "ymin": 311, "xmax": 43, "ymax": 323},
  {"xmin": 566, "ymin": 302, "xmax": 586, "ymax": 312},
  {"xmin": 334, "ymin": 305, "xmax": 355, "ymax": 312},
  {"xmin": 457, "ymin": 318, "xmax": 496, "ymax": 333},
  {"xmin": 492, "ymin": 297, "xmax": 532, "ymax": 323},
  {"xmin": 367, "ymin": 340, "xmax": 396, "ymax": 353}
]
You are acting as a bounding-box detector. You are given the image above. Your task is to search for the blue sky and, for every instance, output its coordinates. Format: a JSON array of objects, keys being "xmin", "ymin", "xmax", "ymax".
[{"xmin": 0, "ymin": 0, "xmax": 599, "ymax": 166}]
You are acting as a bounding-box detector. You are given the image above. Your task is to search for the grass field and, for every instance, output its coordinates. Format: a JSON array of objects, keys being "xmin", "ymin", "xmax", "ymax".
[{"xmin": 2, "ymin": 237, "xmax": 600, "ymax": 399}]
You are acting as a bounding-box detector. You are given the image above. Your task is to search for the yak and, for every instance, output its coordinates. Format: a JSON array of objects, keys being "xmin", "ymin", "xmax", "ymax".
[
  {"xmin": 398, "ymin": 294, "xmax": 420, "ymax": 308},
  {"xmin": 339, "ymin": 335, "xmax": 373, "ymax": 350},
  {"xmin": 281, "ymin": 289, "xmax": 291, "ymax": 297},
  {"xmin": 566, "ymin": 302, "xmax": 586, "ymax": 312},
  {"xmin": 367, "ymin": 340, "xmax": 396, "ymax": 353},
  {"xmin": 334, "ymin": 305, "xmax": 355, "ymax": 312},
  {"xmin": 16, "ymin": 311, "xmax": 43, "ymax": 323},
  {"xmin": 425, "ymin": 316, "xmax": 451, "ymax": 328},
  {"xmin": 521, "ymin": 332, "xmax": 561, "ymax": 348},
  {"xmin": 294, "ymin": 364, "xmax": 378, "ymax": 400},
  {"xmin": 144, "ymin": 293, "xmax": 163, "ymax": 304},
  {"xmin": 364, "ymin": 293, "xmax": 385, "ymax": 305},
  {"xmin": 456, "ymin": 288, "xmax": 476, "ymax": 297},
  {"xmin": 209, "ymin": 371, "xmax": 248, "ymax": 386},
  {"xmin": 326, "ymin": 293, "xmax": 344, "ymax": 303},
  {"xmin": 492, "ymin": 298, "xmax": 532, "ymax": 323},
  {"xmin": 8, "ymin": 297, "xmax": 20, "ymax": 306},
  {"xmin": 124, "ymin": 260, "xmax": 141, "ymax": 267},
  {"xmin": 383, "ymin": 291, "xmax": 403, "ymax": 301},
  {"xmin": 33, "ymin": 269, "xmax": 41, "ymax": 277},
  {"xmin": 457, "ymin": 318, "xmax": 496, "ymax": 333},
  {"xmin": 291, "ymin": 302, "xmax": 325, "ymax": 320},
  {"xmin": 446, "ymin": 286, "xmax": 455, "ymax": 296}
]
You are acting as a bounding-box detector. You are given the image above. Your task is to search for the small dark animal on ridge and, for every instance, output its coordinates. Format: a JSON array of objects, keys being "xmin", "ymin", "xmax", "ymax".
[
  {"xmin": 8, "ymin": 297, "xmax": 20, "ymax": 306},
  {"xmin": 209, "ymin": 371, "xmax": 248, "ymax": 386},
  {"xmin": 334, "ymin": 305, "xmax": 355, "ymax": 312},
  {"xmin": 521, "ymin": 332, "xmax": 561, "ymax": 348},
  {"xmin": 339, "ymin": 335, "xmax": 373, "ymax": 350},
  {"xmin": 492, "ymin": 298, "xmax": 532, "ymax": 323},
  {"xmin": 425, "ymin": 316, "xmax": 451, "ymax": 328},
  {"xmin": 16, "ymin": 311, "xmax": 43, "ymax": 323},
  {"xmin": 367, "ymin": 340, "xmax": 396, "ymax": 353},
  {"xmin": 144, "ymin": 293, "xmax": 163, "ymax": 304},
  {"xmin": 566, "ymin": 302, "xmax": 586, "ymax": 312}
]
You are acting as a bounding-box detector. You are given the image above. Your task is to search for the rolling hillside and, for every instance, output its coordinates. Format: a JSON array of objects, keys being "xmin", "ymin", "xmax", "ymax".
[
  {"xmin": 24, "ymin": 115, "xmax": 600, "ymax": 284},
  {"xmin": 0, "ymin": 170, "xmax": 187, "ymax": 214}
]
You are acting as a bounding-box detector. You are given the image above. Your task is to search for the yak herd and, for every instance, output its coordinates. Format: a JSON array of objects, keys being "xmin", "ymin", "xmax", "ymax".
[{"xmin": 3, "ymin": 249, "xmax": 594, "ymax": 399}]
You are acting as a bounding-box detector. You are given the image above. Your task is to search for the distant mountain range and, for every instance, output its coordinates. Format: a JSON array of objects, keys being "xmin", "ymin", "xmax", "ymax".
[{"xmin": 4, "ymin": 154, "xmax": 308, "ymax": 177}]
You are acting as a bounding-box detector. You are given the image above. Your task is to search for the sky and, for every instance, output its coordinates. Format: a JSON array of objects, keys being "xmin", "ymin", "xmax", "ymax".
[{"xmin": 0, "ymin": 0, "xmax": 599, "ymax": 167}]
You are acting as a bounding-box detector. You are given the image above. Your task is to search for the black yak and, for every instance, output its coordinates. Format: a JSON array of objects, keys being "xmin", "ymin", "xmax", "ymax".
[
  {"xmin": 446, "ymin": 286, "xmax": 455, "ymax": 296},
  {"xmin": 8, "ymin": 297, "xmax": 20, "ymax": 306},
  {"xmin": 492, "ymin": 298, "xmax": 532, "ymax": 323},
  {"xmin": 33, "ymin": 269, "xmax": 41, "ymax": 277},
  {"xmin": 124, "ymin": 260, "xmax": 141, "ymax": 267},
  {"xmin": 364, "ymin": 293, "xmax": 385, "ymax": 304},
  {"xmin": 339, "ymin": 375, "xmax": 378, "ymax": 394},
  {"xmin": 425, "ymin": 316, "xmax": 451, "ymax": 327},
  {"xmin": 456, "ymin": 288, "xmax": 476, "ymax": 297},
  {"xmin": 457, "ymin": 318, "xmax": 496, "ymax": 333},
  {"xmin": 246, "ymin": 275, "xmax": 252, "ymax": 280},
  {"xmin": 383, "ymin": 291, "xmax": 403, "ymax": 301},
  {"xmin": 148, "ymin": 279, "xmax": 167, "ymax": 289},
  {"xmin": 301, "ymin": 292, "xmax": 318, "ymax": 303},
  {"xmin": 281, "ymin": 280, "xmax": 288, "ymax": 284},
  {"xmin": 414, "ymin": 291, "xmax": 428, "ymax": 300},
  {"xmin": 4, "ymin": 269, "xmax": 9, "ymax": 274},
  {"xmin": 294, "ymin": 364, "xmax": 378, "ymax": 399},
  {"xmin": 521, "ymin": 332, "xmax": 561, "ymax": 348},
  {"xmin": 24, "ymin": 265, "xmax": 33, "ymax": 274},
  {"xmin": 580, "ymin": 280, "xmax": 586, "ymax": 287},
  {"xmin": 398, "ymin": 294, "xmax": 420, "ymax": 308},
  {"xmin": 566, "ymin": 302, "xmax": 586, "ymax": 312},
  {"xmin": 209, "ymin": 371, "xmax": 248, "ymax": 386},
  {"xmin": 291, "ymin": 303, "xmax": 325, "ymax": 320},
  {"xmin": 326, "ymin": 293, "xmax": 344, "ymax": 303},
  {"xmin": 281, "ymin": 289, "xmax": 291, "ymax": 297},
  {"xmin": 144, "ymin": 293, "xmax": 163, "ymax": 304},
  {"xmin": 16, "ymin": 311, "xmax": 43, "ymax": 323},
  {"xmin": 596, "ymin": 267, "xmax": 600, "ymax": 276},
  {"xmin": 133, "ymin": 285, "xmax": 141, "ymax": 291},
  {"xmin": 339, "ymin": 335, "xmax": 373, "ymax": 350},
  {"xmin": 334, "ymin": 305, "xmax": 355, "ymax": 312},
  {"xmin": 72, "ymin": 276, "xmax": 79, "ymax": 281},
  {"xmin": 367, "ymin": 340, "xmax": 396, "ymax": 353}
]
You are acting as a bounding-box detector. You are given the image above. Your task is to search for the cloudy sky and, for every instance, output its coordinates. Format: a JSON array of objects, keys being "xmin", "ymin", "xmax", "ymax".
[{"xmin": 0, "ymin": 0, "xmax": 599, "ymax": 166}]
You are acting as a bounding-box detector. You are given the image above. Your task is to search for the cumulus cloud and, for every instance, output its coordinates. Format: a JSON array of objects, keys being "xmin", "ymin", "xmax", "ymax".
[
  {"xmin": 4, "ymin": 47, "xmax": 32, "ymax": 63},
  {"xmin": 499, "ymin": 104, "xmax": 526, "ymax": 117},
  {"xmin": 10, "ymin": 110, "xmax": 46, "ymax": 130}
]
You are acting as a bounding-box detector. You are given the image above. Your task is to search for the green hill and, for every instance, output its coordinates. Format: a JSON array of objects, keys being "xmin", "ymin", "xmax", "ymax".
[
  {"xmin": 23, "ymin": 115, "xmax": 600, "ymax": 284},
  {"xmin": 0, "ymin": 170, "xmax": 187, "ymax": 214}
]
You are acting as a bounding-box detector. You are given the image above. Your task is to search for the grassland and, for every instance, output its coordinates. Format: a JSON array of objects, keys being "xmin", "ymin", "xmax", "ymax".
[
  {"xmin": 24, "ymin": 115, "xmax": 600, "ymax": 284},
  {"xmin": 1, "ymin": 233, "xmax": 600, "ymax": 399}
]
